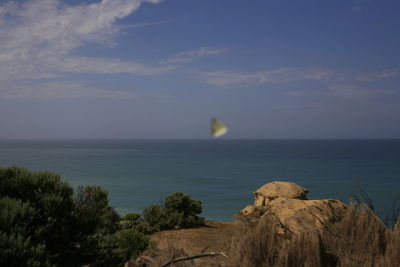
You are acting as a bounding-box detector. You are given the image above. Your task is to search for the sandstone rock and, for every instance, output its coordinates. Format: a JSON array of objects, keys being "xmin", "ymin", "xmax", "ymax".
[
  {"xmin": 239, "ymin": 181, "xmax": 348, "ymax": 235},
  {"xmin": 264, "ymin": 197, "xmax": 347, "ymax": 234},
  {"xmin": 240, "ymin": 205, "xmax": 257, "ymax": 215},
  {"xmin": 254, "ymin": 181, "xmax": 309, "ymax": 206},
  {"xmin": 239, "ymin": 204, "xmax": 268, "ymax": 217}
]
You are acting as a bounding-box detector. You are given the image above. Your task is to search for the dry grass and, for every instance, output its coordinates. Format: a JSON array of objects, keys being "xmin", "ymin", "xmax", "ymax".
[
  {"xmin": 126, "ymin": 204, "xmax": 399, "ymax": 267},
  {"xmin": 323, "ymin": 204, "xmax": 388, "ymax": 266},
  {"xmin": 230, "ymin": 214, "xmax": 327, "ymax": 267},
  {"xmin": 231, "ymin": 204, "xmax": 400, "ymax": 267}
]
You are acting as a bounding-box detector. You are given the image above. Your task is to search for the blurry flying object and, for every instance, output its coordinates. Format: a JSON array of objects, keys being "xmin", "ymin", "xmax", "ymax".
[{"xmin": 210, "ymin": 118, "xmax": 228, "ymax": 138}]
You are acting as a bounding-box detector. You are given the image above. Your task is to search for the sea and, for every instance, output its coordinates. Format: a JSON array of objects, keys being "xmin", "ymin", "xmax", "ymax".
[{"xmin": 1, "ymin": 139, "xmax": 399, "ymax": 222}]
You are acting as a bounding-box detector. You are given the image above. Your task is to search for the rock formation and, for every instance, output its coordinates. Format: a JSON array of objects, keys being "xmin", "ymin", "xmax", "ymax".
[
  {"xmin": 128, "ymin": 181, "xmax": 352, "ymax": 266},
  {"xmin": 239, "ymin": 181, "xmax": 348, "ymax": 234},
  {"xmin": 254, "ymin": 181, "xmax": 309, "ymax": 205}
]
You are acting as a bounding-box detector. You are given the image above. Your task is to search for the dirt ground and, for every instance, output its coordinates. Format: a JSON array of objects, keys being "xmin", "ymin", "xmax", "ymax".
[{"xmin": 129, "ymin": 221, "xmax": 237, "ymax": 267}]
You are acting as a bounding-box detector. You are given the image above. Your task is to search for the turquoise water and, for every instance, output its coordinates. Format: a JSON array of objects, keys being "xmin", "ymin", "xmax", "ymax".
[{"xmin": 1, "ymin": 140, "xmax": 400, "ymax": 221}]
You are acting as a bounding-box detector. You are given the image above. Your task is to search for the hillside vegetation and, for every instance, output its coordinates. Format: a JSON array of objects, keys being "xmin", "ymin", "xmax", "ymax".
[{"xmin": 0, "ymin": 166, "xmax": 203, "ymax": 267}]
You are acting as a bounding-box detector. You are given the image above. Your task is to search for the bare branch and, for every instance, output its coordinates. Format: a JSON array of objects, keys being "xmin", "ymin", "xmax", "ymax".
[{"xmin": 161, "ymin": 252, "xmax": 228, "ymax": 267}]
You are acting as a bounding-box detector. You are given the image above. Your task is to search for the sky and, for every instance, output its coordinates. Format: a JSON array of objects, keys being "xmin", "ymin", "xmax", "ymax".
[{"xmin": 0, "ymin": 0, "xmax": 399, "ymax": 139}]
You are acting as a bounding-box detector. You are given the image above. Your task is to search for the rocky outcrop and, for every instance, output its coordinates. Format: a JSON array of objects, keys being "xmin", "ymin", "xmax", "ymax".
[
  {"xmin": 254, "ymin": 181, "xmax": 309, "ymax": 206},
  {"xmin": 239, "ymin": 181, "xmax": 348, "ymax": 234},
  {"xmin": 129, "ymin": 181, "xmax": 351, "ymax": 266}
]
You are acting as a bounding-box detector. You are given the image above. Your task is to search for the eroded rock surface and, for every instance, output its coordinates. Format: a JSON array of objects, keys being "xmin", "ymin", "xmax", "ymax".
[
  {"xmin": 254, "ymin": 181, "xmax": 309, "ymax": 206},
  {"xmin": 130, "ymin": 181, "xmax": 349, "ymax": 266},
  {"xmin": 239, "ymin": 181, "xmax": 347, "ymax": 234}
]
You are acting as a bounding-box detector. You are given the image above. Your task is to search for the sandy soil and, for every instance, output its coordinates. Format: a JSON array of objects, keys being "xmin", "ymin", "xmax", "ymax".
[{"xmin": 131, "ymin": 221, "xmax": 237, "ymax": 266}]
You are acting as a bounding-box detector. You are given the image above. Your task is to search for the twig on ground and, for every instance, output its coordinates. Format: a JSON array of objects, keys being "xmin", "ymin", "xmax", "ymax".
[{"xmin": 161, "ymin": 252, "xmax": 228, "ymax": 267}]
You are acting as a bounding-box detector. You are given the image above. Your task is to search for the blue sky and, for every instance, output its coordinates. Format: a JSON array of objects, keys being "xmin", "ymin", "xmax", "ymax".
[{"xmin": 0, "ymin": 0, "xmax": 399, "ymax": 139}]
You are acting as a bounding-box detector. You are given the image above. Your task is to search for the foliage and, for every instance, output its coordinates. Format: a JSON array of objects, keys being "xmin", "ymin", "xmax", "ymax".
[
  {"xmin": 120, "ymin": 212, "xmax": 152, "ymax": 233},
  {"xmin": 71, "ymin": 186, "xmax": 121, "ymax": 265},
  {"xmin": 75, "ymin": 185, "xmax": 120, "ymax": 233},
  {"xmin": 123, "ymin": 212, "xmax": 142, "ymax": 222},
  {"xmin": 0, "ymin": 197, "xmax": 50, "ymax": 267},
  {"xmin": 0, "ymin": 232, "xmax": 50, "ymax": 267},
  {"xmin": 0, "ymin": 166, "xmax": 76, "ymax": 266},
  {"xmin": 113, "ymin": 229, "xmax": 149, "ymax": 261},
  {"xmin": 0, "ymin": 166, "xmax": 149, "ymax": 267},
  {"xmin": 0, "ymin": 166, "xmax": 205, "ymax": 266},
  {"xmin": 143, "ymin": 192, "xmax": 204, "ymax": 231},
  {"xmin": 164, "ymin": 192, "xmax": 202, "ymax": 216},
  {"xmin": 143, "ymin": 204, "xmax": 169, "ymax": 232}
]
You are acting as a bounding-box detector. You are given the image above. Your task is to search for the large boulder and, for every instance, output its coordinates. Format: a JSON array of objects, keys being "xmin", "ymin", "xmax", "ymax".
[
  {"xmin": 264, "ymin": 197, "xmax": 347, "ymax": 234},
  {"xmin": 254, "ymin": 181, "xmax": 308, "ymax": 206},
  {"xmin": 239, "ymin": 181, "xmax": 348, "ymax": 234}
]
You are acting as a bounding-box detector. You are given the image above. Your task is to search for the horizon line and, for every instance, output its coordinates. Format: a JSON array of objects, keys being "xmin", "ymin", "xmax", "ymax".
[{"xmin": 1, "ymin": 138, "xmax": 400, "ymax": 141}]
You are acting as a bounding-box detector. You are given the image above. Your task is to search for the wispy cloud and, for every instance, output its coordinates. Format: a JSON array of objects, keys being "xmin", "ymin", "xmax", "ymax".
[
  {"xmin": 193, "ymin": 67, "xmax": 334, "ymax": 88},
  {"xmin": 354, "ymin": 69, "xmax": 400, "ymax": 82},
  {"xmin": 53, "ymin": 56, "xmax": 176, "ymax": 75},
  {"xmin": 0, "ymin": 81, "xmax": 172, "ymax": 99},
  {"xmin": 0, "ymin": 0, "xmax": 167, "ymax": 96},
  {"xmin": 119, "ymin": 21, "xmax": 167, "ymax": 29},
  {"xmin": 327, "ymin": 84, "xmax": 397, "ymax": 99},
  {"xmin": 194, "ymin": 67, "xmax": 400, "ymax": 99},
  {"xmin": 163, "ymin": 46, "xmax": 228, "ymax": 64},
  {"xmin": 0, "ymin": 0, "xmax": 150, "ymax": 54},
  {"xmin": 0, "ymin": 0, "xmax": 229, "ymax": 99}
]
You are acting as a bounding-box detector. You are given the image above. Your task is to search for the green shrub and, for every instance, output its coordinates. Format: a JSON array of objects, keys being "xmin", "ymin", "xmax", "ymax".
[
  {"xmin": 0, "ymin": 166, "xmax": 145, "ymax": 267},
  {"xmin": 0, "ymin": 167, "xmax": 76, "ymax": 265},
  {"xmin": 0, "ymin": 167, "xmax": 203, "ymax": 266},
  {"xmin": 143, "ymin": 192, "xmax": 204, "ymax": 231},
  {"xmin": 165, "ymin": 192, "xmax": 202, "ymax": 216},
  {"xmin": 0, "ymin": 197, "xmax": 50, "ymax": 267},
  {"xmin": 0, "ymin": 232, "xmax": 50, "ymax": 267},
  {"xmin": 120, "ymin": 212, "xmax": 152, "ymax": 233},
  {"xmin": 164, "ymin": 192, "xmax": 203, "ymax": 228},
  {"xmin": 143, "ymin": 204, "xmax": 169, "ymax": 231},
  {"xmin": 0, "ymin": 197, "xmax": 35, "ymax": 234},
  {"xmin": 123, "ymin": 212, "xmax": 142, "ymax": 222},
  {"xmin": 113, "ymin": 229, "xmax": 149, "ymax": 261},
  {"xmin": 74, "ymin": 185, "xmax": 120, "ymax": 235},
  {"xmin": 71, "ymin": 186, "xmax": 121, "ymax": 265}
]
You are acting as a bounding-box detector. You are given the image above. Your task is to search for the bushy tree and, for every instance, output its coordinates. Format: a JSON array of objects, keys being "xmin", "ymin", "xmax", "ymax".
[
  {"xmin": 1, "ymin": 167, "xmax": 204, "ymax": 266},
  {"xmin": 120, "ymin": 212, "xmax": 152, "ymax": 233},
  {"xmin": 0, "ymin": 197, "xmax": 50, "ymax": 267},
  {"xmin": 0, "ymin": 167, "xmax": 76, "ymax": 266},
  {"xmin": 143, "ymin": 192, "xmax": 204, "ymax": 231},
  {"xmin": 164, "ymin": 192, "xmax": 203, "ymax": 228},
  {"xmin": 71, "ymin": 185, "xmax": 128, "ymax": 265},
  {"xmin": 0, "ymin": 232, "xmax": 49, "ymax": 267},
  {"xmin": 0, "ymin": 166, "xmax": 149, "ymax": 267},
  {"xmin": 143, "ymin": 204, "xmax": 168, "ymax": 231},
  {"xmin": 112, "ymin": 229, "xmax": 149, "ymax": 261}
]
